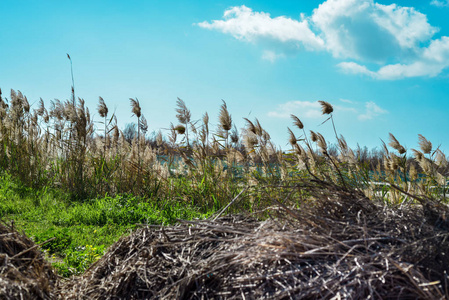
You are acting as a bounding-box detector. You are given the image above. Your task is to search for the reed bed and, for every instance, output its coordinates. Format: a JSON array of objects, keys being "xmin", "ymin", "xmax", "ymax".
[{"xmin": 0, "ymin": 87, "xmax": 447, "ymax": 208}]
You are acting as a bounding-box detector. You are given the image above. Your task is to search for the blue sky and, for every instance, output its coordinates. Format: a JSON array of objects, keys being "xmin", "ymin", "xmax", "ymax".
[{"xmin": 1, "ymin": 0, "xmax": 449, "ymax": 152}]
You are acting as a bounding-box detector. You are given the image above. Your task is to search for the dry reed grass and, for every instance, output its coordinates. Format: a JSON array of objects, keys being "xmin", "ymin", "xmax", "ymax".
[{"xmin": 0, "ymin": 87, "xmax": 446, "ymax": 206}]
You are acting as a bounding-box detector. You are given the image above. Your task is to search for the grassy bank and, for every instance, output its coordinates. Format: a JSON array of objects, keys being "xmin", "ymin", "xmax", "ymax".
[{"xmin": 0, "ymin": 173, "xmax": 211, "ymax": 276}]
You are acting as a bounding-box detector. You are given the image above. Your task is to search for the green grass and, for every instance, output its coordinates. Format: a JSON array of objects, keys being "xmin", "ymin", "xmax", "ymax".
[{"xmin": 0, "ymin": 173, "xmax": 212, "ymax": 277}]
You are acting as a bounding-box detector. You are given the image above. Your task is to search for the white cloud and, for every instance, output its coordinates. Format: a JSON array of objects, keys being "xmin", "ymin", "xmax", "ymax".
[
  {"xmin": 268, "ymin": 100, "xmax": 359, "ymax": 119},
  {"xmin": 197, "ymin": 5, "xmax": 324, "ymax": 50},
  {"xmin": 431, "ymin": 0, "xmax": 449, "ymax": 7},
  {"xmin": 338, "ymin": 62, "xmax": 375, "ymax": 76},
  {"xmin": 358, "ymin": 101, "xmax": 388, "ymax": 120},
  {"xmin": 312, "ymin": 0, "xmax": 436, "ymax": 62},
  {"xmin": 268, "ymin": 100, "xmax": 386, "ymax": 122},
  {"xmin": 199, "ymin": 1, "xmax": 449, "ymax": 79},
  {"xmin": 267, "ymin": 101, "xmax": 322, "ymax": 119},
  {"xmin": 262, "ymin": 50, "xmax": 285, "ymax": 62},
  {"xmin": 339, "ymin": 99, "xmax": 354, "ymax": 104},
  {"xmin": 339, "ymin": 37, "xmax": 449, "ymax": 79}
]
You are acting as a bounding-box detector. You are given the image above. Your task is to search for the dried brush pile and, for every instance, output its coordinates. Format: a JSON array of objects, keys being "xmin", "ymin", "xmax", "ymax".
[
  {"xmin": 0, "ymin": 221, "xmax": 58, "ymax": 299},
  {"xmin": 59, "ymin": 180, "xmax": 449, "ymax": 299}
]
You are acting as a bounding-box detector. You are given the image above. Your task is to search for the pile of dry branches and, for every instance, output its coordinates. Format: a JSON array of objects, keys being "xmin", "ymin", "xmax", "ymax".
[
  {"xmin": 0, "ymin": 221, "xmax": 57, "ymax": 299},
  {"xmin": 58, "ymin": 180, "xmax": 449, "ymax": 299}
]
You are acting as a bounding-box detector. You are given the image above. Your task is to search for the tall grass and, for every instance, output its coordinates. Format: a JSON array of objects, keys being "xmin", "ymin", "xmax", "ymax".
[{"xmin": 0, "ymin": 87, "xmax": 447, "ymax": 209}]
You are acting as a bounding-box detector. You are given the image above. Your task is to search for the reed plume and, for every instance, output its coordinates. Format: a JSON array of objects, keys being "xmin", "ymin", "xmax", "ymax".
[
  {"xmin": 219, "ymin": 100, "xmax": 232, "ymax": 131},
  {"xmin": 243, "ymin": 118, "xmax": 256, "ymax": 135},
  {"xmin": 139, "ymin": 115, "xmax": 148, "ymax": 134},
  {"xmin": 388, "ymin": 133, "xmax": 406, "ymax": 154},
  {"xmin": 318, "ymin": 100, "xmax": 333, "ymax": 115},
  {"xmin": 97, "ymin": 97, "xmax": 108, "ymax": 118},
  {"xmin": 176, "ymin": 97, "xmax": 191, "ymax": 147},
  {"xmin": 219, "ymin": 100, "xmax": 232, "ymax": 149},
  {"xmin": 174, "ymin": 125, "xmax": 186, "ymax": 135},
  {"xmin": 130, "ymin": 98, "xmax": 141, "ymax": 118},
  {"xmin": 418, "ymin": 134, "xmax": 432, "ymax": 154},
  {"xmin": 287, "ymin": 127, "xmax": 297, "ymax": 146},
  {"xmin": 310, "ymin": 131, "xmax": 318, "ymax": 142},
  {"xmin": 290, "ymin": 114, "xmax": 303, "ymax": 130}
]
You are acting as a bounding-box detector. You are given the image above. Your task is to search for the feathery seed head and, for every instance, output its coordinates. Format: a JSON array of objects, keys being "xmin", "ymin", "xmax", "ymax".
[
  {"xmin": 318, "ymin": 100, "xmax": 333, "ymax": 115},
  {"xmin": 262, "ymin": 129, "xmax": 270, "ymax": 142},
  {"xmin": 316, "ymin": 132, "xmax": 327, "ymax": 154},
  {"xmin": 254, "ymin": 119, "xmax": 264, "ymax": 136},
  {"xmin": 176, "ymin": 97, "xmax": 191, "ymax": 124},
  {"xmin": 203, "ymin": 112, "xmax": 209, "ymax": 126},
  {"xmin": 43, "ymin": 111, "xmax": 49, "ymax": 123},
  {"xmin": 288, "ymin": 127, "xmax": 297, "ymax": 146},
  {"xmin": 418, "ymin": 134, "xmax": 432, "ymax": 154},
  {"xmin": 130, "ymin": 98, "xmax": 141, "ymax": 118},
  {"xmin": 389, "ymin": 153, "xmax": 400, "ymax": 170},
  {"xmin": 202, "ymin": 112, "xmax": 209, "ymax": 136},
  {"xmin": 139, "ymin": 115, "xmax": 148, "ymax": 134},
  {"xmin": 380, "ymin": 139, "xmax": 389, "ymax": 157},
  {"xmin": 419, "ymin": 158, "xmax": 432, "ymax": 175},
  {"xmin": 310, "ymin": 130, "xmax": 318, "ymax": 142},
  {"xmin": 290, "ymin": 114, "xmax": 304, "ymax": 130},
  {"xmin": 97, "ymin": 97, "xmax": 108, "ymax": 118},
  {"xmin": 62, "ymin": 100, "xmax": 76, "ymax": 122},
  {"xmin": 382, "ymin": 155, "xmax": 390, "ymax": 172},
  {"xmin": 219, "ymin": 100, "xmax": 232, "ymax": 131},
  {"xmin": 243, "ymin": 131, "xmax": 258, "ymax": 150},
  {"xmin": 244, "ymin": 118, "xmax": 257, "ymax": 135},
  {"xmin": 412, "ymin": 149, "xmax": 424, "ymax": 161},
  {"xmin": 230, "ymin": 125, "xmax": 239, "ymax": 144},
  {"xmin": 435, "ymin": 149, "xmax": 447, "ymax": 168},
  {"xmin": 36, "ymin": 98, "xmax": 45, "ymax": 116},
  {"xmin": 113, "ymin": 126, "xmax": 120, "ymax": 143},
  {"xmin": 174, "ymin": 125, "xmax": 186, "ymax": 134},
  {"xmin": 23, "ymin": 96, "xmax": 30, "ymax": 113},
  {"xmin": 10, "ymin": 89, "xmax": 21, "ymax": 109},
  {"xmin": 388, "ymin": 133, "xmax": 406, "ymax": 154},
  {"xmin": 337, "ymin": 135, "xmax": 348, "ymax": 152}
]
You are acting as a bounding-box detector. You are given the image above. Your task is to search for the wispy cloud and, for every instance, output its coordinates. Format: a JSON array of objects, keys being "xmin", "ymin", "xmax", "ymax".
[
  {"xmin": 358, "ymin": 101, "xmax": 388, "ymax": 120},
  {"xmin": 268, "ymin": 99, "xmax": 387, "ymax": 121},
  {"xmin": 431, "ymin": 0, "xmax": 449, "ymax": 7},
  {"xmin": 198, "ymin": 0, "xmax": 449, "ymax": 80},
  {"xmin": 267, "ymin": 101, "xmax": 322, "ymax": 119},
  {"xmin": 262, "ymin": 50, "xmax": 285, "ymax": 62}
]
